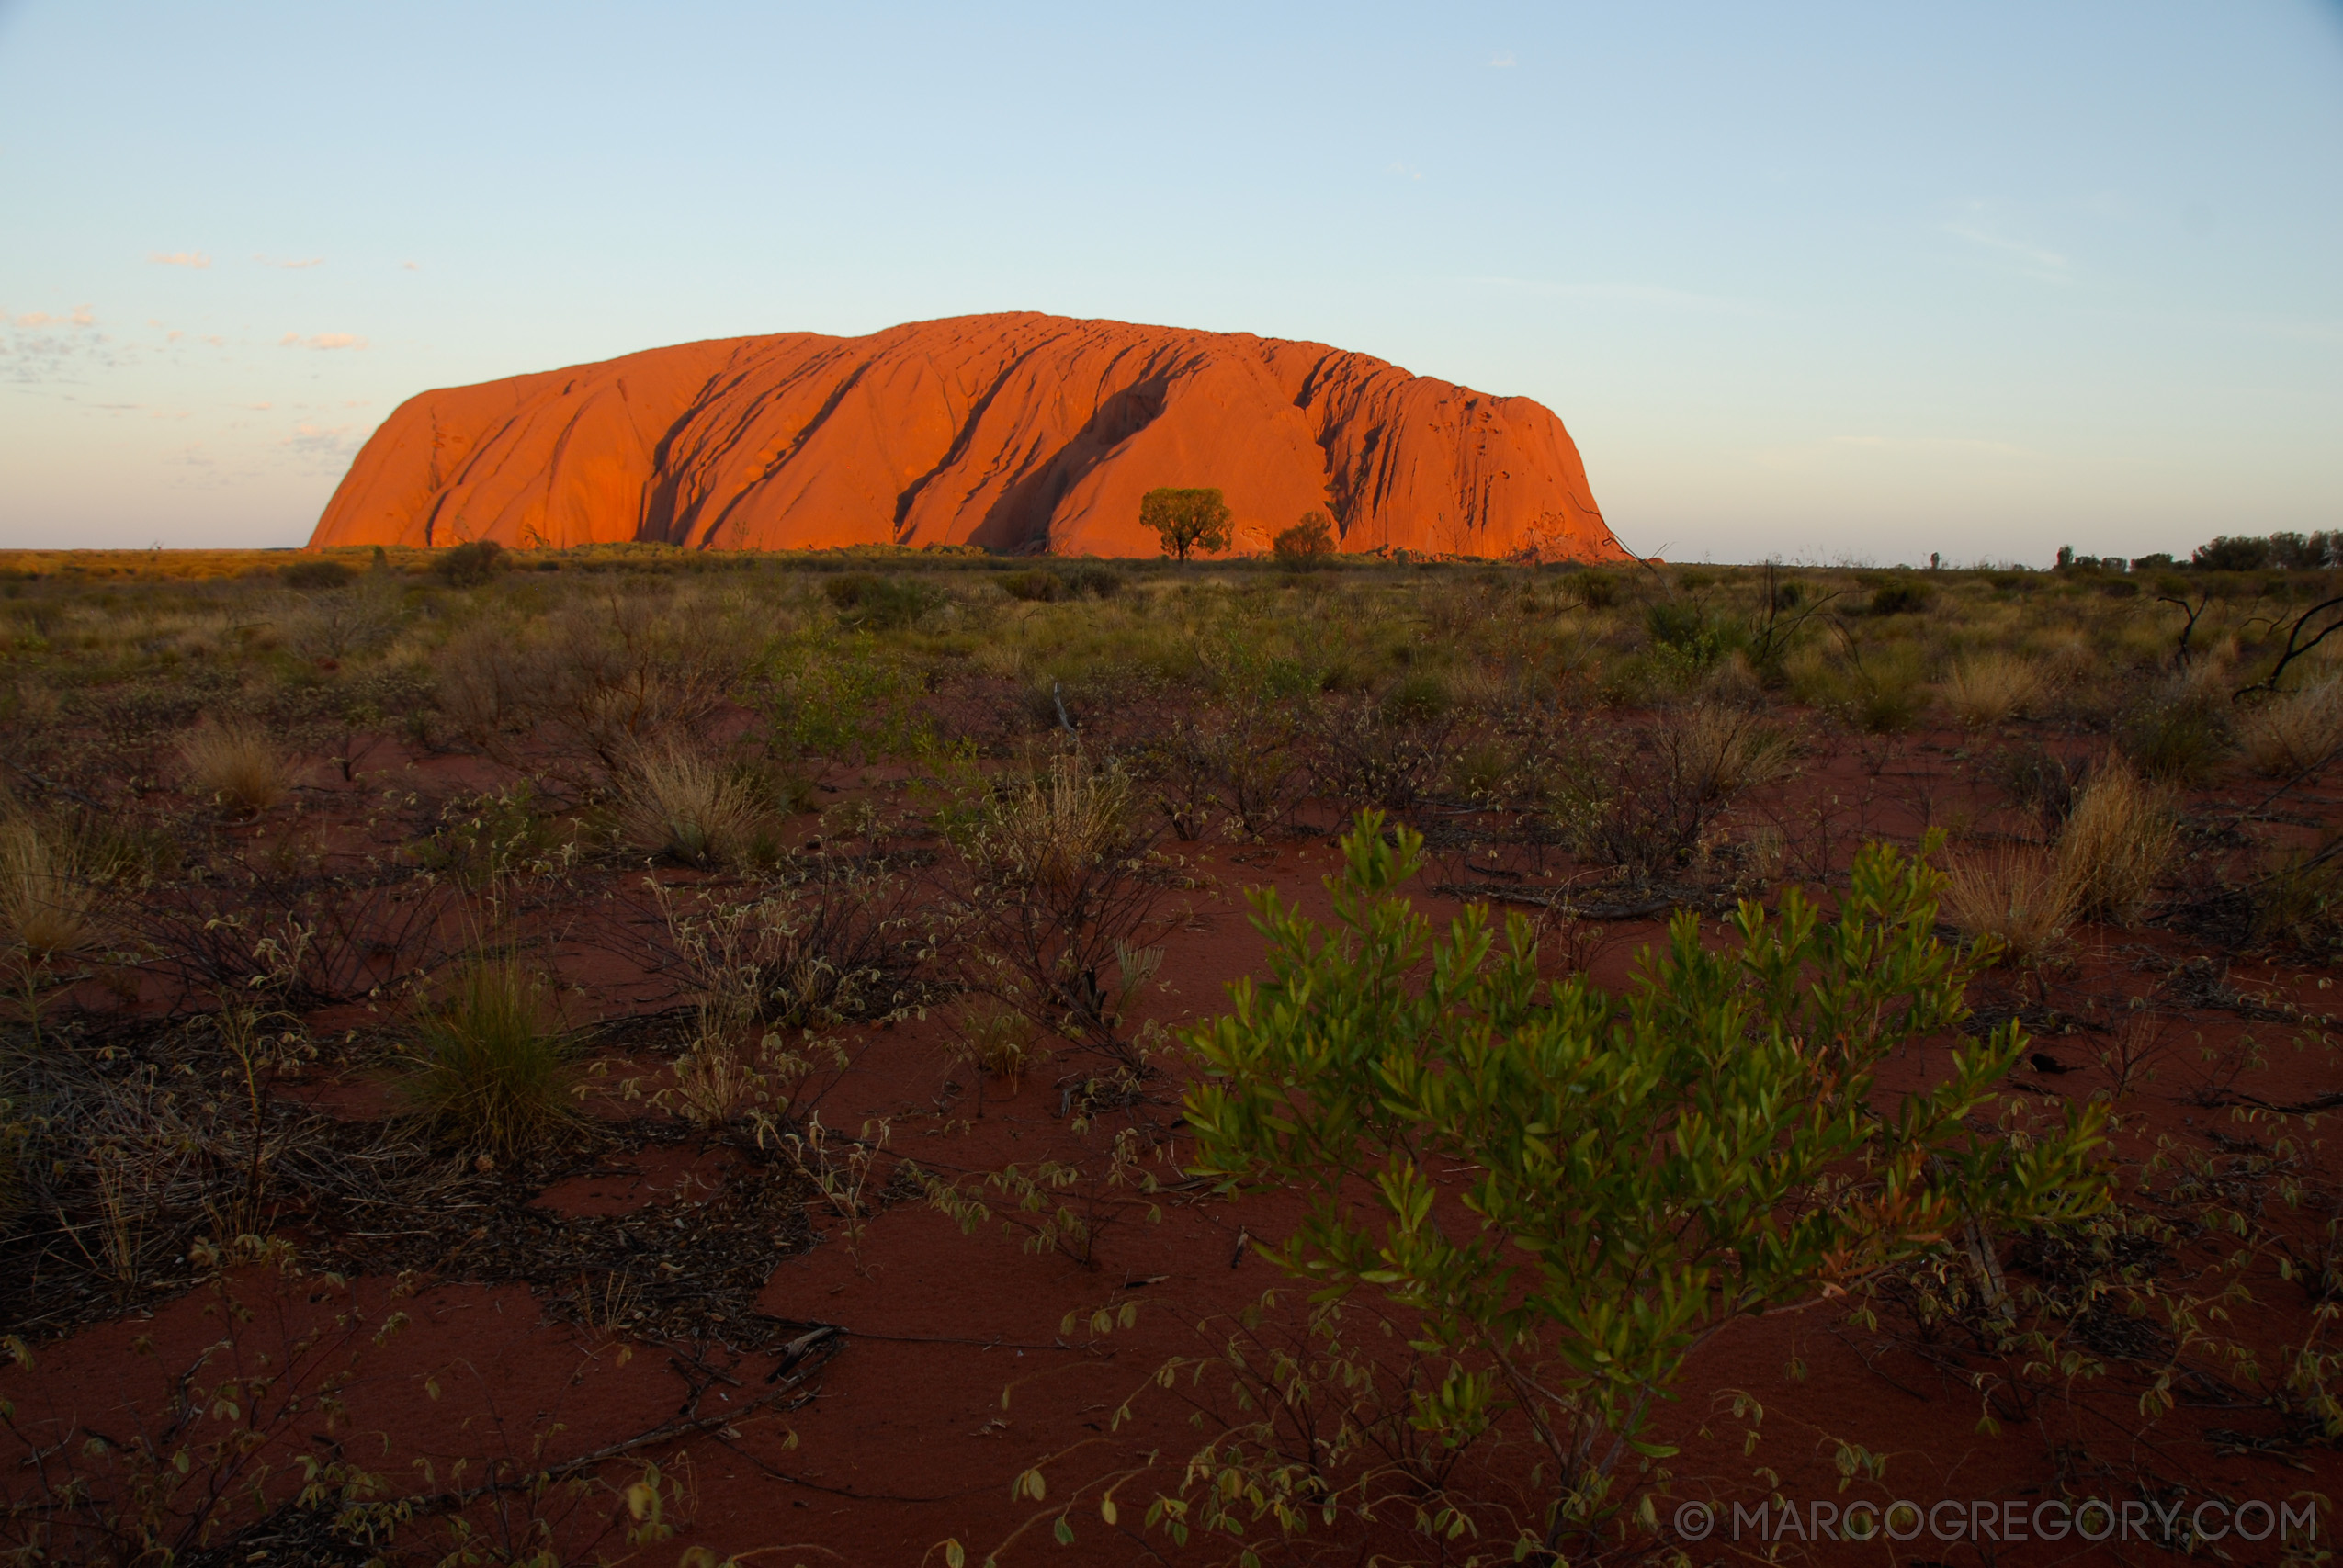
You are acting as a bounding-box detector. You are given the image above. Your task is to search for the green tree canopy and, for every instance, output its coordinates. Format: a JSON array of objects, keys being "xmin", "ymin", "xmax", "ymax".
[
  {"xmin": 1272, "ymin": 509, "xmax": 1335, "ymax": 559},
  {"xmin": 1139, "ymin": 488, "xmax": 1233, "ymax": 561}
]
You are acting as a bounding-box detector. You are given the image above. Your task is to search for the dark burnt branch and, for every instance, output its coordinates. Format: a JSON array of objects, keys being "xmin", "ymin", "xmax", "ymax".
[
  {"xmin": 2235, "ymin": 594, "xmax": 2343, "ymax": 700},
  {"xmin": 2157, "ymin": 592, "xmax": 2212, "ymax": 670}
]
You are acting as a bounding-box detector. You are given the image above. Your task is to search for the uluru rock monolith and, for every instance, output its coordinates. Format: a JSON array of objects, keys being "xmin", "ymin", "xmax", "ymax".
[{"xmin": 307, "ymin": 313, "xmax": 1629, "ymax": 560}]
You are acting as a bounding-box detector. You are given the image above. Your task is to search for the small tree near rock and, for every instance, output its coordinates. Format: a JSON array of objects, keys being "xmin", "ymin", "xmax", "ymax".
[
  {"xmin": 1272, "ymin": 510, "xmax": 1336, "ymax": 561},
  {"xmin": 1140, "ymin": 488, "xmax": 1233, "ymax": 562},
  {"xmin": 435, "ymin": 539, "xmax": 504, "ymax": 587}
]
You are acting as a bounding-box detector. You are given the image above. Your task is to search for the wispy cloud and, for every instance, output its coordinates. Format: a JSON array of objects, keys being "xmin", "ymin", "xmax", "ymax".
[
  {"xmin": 278, "ymin": 332, "xmax": 368, "ymax": 351},
  {"xmin": 284, "ymin": 421, "xmax": 362, "ymax": 467},
  {"xmin": 149, "ymin": 251, "xmax": 211, "ymax": 269},
  {"xmin": 1387, "ymin": 161, "xmax": 1423, "ymax": 181},
  {"xmin": 0, "ymin": 304, "xmax": 121, "ymax": 384},
  {"xmin": 1488, "ymin": 51, "xmax": 1516, "ymax": 67},
  {"xmin": 9, "ymin": 305, "xmax": 96, "ymax": 330},
  {"xmin": 253, "ymin": 254, "xmax": 324, "ymax": 269},
  {"xmin": 401, "ymin": 261, "xmax": 422, "ymax": 272},
  {"xmin": 1941, "ymin": 207, "xmax": 2071, "ymax": 284}
]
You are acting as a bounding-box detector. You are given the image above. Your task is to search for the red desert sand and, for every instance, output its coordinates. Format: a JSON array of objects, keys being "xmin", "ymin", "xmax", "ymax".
[{"xmin": 305, "ymin": 312, "xmax": 1629, "ymax": 562}]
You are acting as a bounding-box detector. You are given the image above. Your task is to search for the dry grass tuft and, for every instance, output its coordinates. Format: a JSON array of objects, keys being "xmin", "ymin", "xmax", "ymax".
[
  {"xmin": 2236, "ymin": 680, "xmax": 2343, "ymax": 776},
  {"xmin": 1946, "ymin": 653, "xmax": 2046, "ymax": 728},
  {"xmin": 617, "ymin": 744, "xmax": 767, "ymax": 868},
  {"xmin": 2054, "ymin": 761, "xmax": 2176, "ymax": 925},
  {"xmin": 1674, "ymin": 703, "xmax": 1794, "ymax": 798},
  {"xmin": 669, "ymin": 1026, "xmax": 775, "ymax": 1129},
  {"xmin": 179, "ymin": 717, "xmax": 289, "ymax": 814},
  {"xmin": 982, "ymin": 750, "xmax": 1142, "ymax": 893},
  {"xmin": 0, "ymin": 818, "xmax": 108, "ymax": 957},
  {"xmin": 1940, "ymin": 844, "xmax": 2077, "ymax": 966},
  {"xmin": 953, "ymin": 1002, "xmax": 1047, "ymax": 1091},
  {"xmin": 398, "ymin": 959, "xmax": 579, "ymax": 1161}
]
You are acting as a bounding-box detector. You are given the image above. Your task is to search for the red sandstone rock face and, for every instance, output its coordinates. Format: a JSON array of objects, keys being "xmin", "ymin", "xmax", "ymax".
[{"xmin": 307, "ymin": 313, "xmax": 1629, "ymax": 561}]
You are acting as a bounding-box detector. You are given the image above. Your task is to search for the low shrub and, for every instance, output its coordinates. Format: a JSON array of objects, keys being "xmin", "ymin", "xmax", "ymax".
[
  {"xmin": 1378, "ymin": 670, "xmax": 1450, "ymax": 726},
  {"xmin": 1797, "ymin": 643, "xmax": 1931, "ymax": 733},
  {"xmin": 1870, "ymin": 581, "xmax": 1931, "ymax": 615},
  {"xmin": 823, "ymin": 571, "xmax": 939, "ymax": 629},
  {"xmin": 1002, "ymin": 564, "xmax": 1122, "ymax": 602},
  {"xmin": 2252, "ymin": 846, "xmax": 2343, "ymax": 957},
  {"xmin": 280, "ymin": 558, "xmax": 354, "ymax": 590},
  {"xmin": 1644, "ymin": 601, "xmax": 1740, "ymax": 670},
  {"xmin": 398, "ymin": 959, "xmax": 579, "ymax": 1161},
  {"xmin": 2236, "ymin": 679, "xmax": 2343, "ymax": 776},
  {"xmin": 434, "ymin": 539, "xmax": 505, "ymax": 587},
  {"xmin": 953, "ymin": 749, "xmax": 1177, "ymax": 1056},
  {"xmin": 1307, "ymin": 690, "xmax": 1463, "ymax": 812},
  {"xmin": 1549, "ymin": 706, "xmax": 1788, "ymax": 881},
  {"xmin": 1993, "ymin": 741, "xmax": 2080, "ymax": 831},
  {"xmin": 2119, "ymin": 693, "xmax": 2229, "ymax": 784},
  {"xmin": 1065, "ymin": 563, "xmax": 1124, "ymax": 598},
  {"xmin": 1145, "ymin": 705, "xmax": 1310, "ymax": 841},
  {"xmin": 1002, "ymin": 570, "xmax": 1066, "ymax": 603}
]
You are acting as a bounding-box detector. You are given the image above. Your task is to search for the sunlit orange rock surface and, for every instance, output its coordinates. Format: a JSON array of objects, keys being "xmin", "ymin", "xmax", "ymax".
[{"xmin": 307, "ymin": 313, "xmax": 1629, "ymax": 560}]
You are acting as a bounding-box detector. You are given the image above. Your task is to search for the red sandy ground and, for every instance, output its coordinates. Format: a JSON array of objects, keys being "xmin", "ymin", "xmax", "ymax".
[{"xmin": 10, "ymin": 721, "xmax": 2343, "ymax": 1567}]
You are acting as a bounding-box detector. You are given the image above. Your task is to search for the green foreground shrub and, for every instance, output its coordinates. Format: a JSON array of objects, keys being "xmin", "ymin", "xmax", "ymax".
[{"xmin": 1179, "ymin": 817, "xmax": 2109, "ymax": 1556}]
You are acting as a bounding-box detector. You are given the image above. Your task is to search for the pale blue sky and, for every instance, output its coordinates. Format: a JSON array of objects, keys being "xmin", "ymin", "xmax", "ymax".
[{"xmin": 2, "ymin": 1, "xmax": 2337, "ymax": 562}]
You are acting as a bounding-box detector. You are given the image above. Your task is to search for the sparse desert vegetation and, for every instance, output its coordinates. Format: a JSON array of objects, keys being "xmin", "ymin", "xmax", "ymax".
[{"xmin": 4, "ymin": 541, "xmax": 2343, "ymax": 1563}]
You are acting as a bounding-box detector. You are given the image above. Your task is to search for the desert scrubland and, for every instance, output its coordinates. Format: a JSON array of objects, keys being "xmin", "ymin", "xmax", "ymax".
[{"xmin": 1, "ymin": 542, "xmax": 2340, "ymax": 1564}]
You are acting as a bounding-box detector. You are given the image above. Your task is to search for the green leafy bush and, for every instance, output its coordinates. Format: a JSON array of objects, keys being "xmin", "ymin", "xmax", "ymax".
[
  {"xmin": 1643, "ymin": 600, "xmax": 1742, "ymax": 672},
  {"xmin": 765, "ymin": 635, "xmax": 934, "ymax": 761},
  {"xmin": 1179, "ymin": 816, "xmax": 2108, "ymax": 1554}
]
